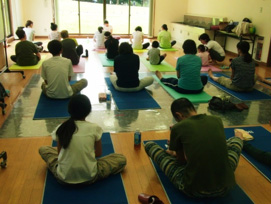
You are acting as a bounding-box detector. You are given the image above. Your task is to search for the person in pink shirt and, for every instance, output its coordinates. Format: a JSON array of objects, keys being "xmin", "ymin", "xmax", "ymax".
[{"xmin": 196, "ymin": 44, "xmax": 210, "ymax": 66}]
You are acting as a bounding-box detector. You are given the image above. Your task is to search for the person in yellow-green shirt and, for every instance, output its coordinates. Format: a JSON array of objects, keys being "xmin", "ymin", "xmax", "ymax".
[{"xmin": 157, "ymin": 24, "xmax": 176, "ymax": 49}]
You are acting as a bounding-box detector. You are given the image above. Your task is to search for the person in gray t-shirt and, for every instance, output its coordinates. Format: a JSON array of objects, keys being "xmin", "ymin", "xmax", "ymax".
[
  {"xmin": 208, "ymin": 41, "xmax": 256, "ymax": 92},
  {"xmin": 147, "ymin": 41, "xmax": 167, "ymax": 65}
]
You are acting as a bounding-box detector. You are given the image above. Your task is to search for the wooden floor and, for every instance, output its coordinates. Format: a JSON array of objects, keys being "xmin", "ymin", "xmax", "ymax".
[
  {"xmin": 1, "ymin": 127, "xmax": 271, "ymax": 204},
  {"xmin": 0, "ymin": 38, "xmax": 271, "ymax": 203}
]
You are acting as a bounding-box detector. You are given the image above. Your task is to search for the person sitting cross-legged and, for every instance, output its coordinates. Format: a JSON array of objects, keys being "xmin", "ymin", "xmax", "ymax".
[
  {"xmin": 208, "ymin": 41, "xmax": 256, "ymax": 92},
  {"xmin": 10, "ymin": 28, "xmax": 41, "ymax": 66},
  {"xmin": 110, "ymin": 42, "xmax": 153, "ymax": 92},
  {"xmin": 41, "ymin": 40, "xmax": 88, "ymax": 99},
  {"xmin": 39, "ymin": 94, "xmax": 127, "ymax": 185},
  {"xmin": 144, "ymin": 98, "xmax": 243, "ymax": 198},
  {"xmin": 61, "ymin": 30, "xmax": 83, "ymax": 65}
]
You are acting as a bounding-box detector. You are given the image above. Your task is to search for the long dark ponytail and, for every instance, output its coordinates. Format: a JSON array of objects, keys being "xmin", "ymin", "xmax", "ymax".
[
  {"xmin": 56, "ymin": 94, "xmax": 92, "ymax": 149},
  {"xmin": 237, "ymin": 41, "xmax": 252, "ymax": 63}
]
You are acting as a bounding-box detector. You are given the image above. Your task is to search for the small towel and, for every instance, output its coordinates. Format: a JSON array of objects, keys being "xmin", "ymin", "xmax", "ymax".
[{"xmin": 234, "ymin": 129, "xmax": 254, "ymax": 141}]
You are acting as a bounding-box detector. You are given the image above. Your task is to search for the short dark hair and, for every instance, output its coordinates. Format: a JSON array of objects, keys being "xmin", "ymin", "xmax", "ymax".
[
  {"xmin": 152, "ymin": 41, "xmax": 159, "ymax": 48},
  {"xmin": 162, "ymin": 24, "xmax": 168, "ymax": 31},
  {"xmin": 25, "ymin": 20, "xmax": 33, "ymax": 27},
  {"xmin": 61, "ymin": 30, "xmax": 69, "ymax": 38},
  {"xmin": 182, "ymin": 39, "xmax": 197, "ymax": 54},
  {"xmin": 104, "ymin": 20, "xmax": 109, "ymax": 24},
  {"xmin": 171, "ymin": 98, "xmax": 196, "ymax": 119},
  {"xmin": 16, "ymin": 29, "xmax": 25, "ymax": 39},
  {"xmin": 104, "ymin": 31, "xmax": 111, "ymax": 37},
  {"xmin": 68, "ymin": 94, "xmax": 91, "ymax": 120},
  {"xmin": 98, "ymin": 26, "xmax": 103, "ymax": 33},
  {"xmin": 135, "ymin": 26, "xmax": 142, "ymax": 32},
  {"xmin": 47, "ymin": 40, "xmax": 62, "ymax": 56},
  {"xmin": 198, "ymin": 33, "xmax": 210, "ymax": 42},
  {"xmin": 119, "ymin": 42, "xmax": 133, "ymax": 55},
  {"xmin": 50, "ymin": 23, "xmax": 57, "ymax": 31},
  {"xmin": 197, "ymin": 44, "xmax": 206, "ymax": 52}
]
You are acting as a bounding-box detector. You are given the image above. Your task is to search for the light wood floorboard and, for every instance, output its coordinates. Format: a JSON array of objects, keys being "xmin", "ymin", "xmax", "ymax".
[{"xmin": 1, "ymin": 127, "xmax": 271, "ymax": 204}]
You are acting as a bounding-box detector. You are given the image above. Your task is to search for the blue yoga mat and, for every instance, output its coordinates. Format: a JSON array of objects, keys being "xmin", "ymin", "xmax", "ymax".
[
  {"xmin": 207, "ymin": 73, "xmax": 271, "ymax": 101},
  {"xmin": 33, "ymin": 81, "xmax": 76, "ymax": 119},
  {"xmin": 43, "ymin": 133, "xmax": 128, "ymax": 204},
  {"xmin": 225, "ymin": 126, "xmax": 271, "ymax": 182},
  {"xmin": 143, "ymin": 140, "xmax": 253, "ymax": 204},
  {"xmin": 105, "ymin": 77, "xmax": 161, "ymax": 110}
]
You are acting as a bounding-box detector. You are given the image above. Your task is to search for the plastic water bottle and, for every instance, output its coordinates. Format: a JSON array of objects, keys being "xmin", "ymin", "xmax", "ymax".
[
  {"xmin": 106, "ymin": 90, "xmax": 111, "ymax": 103},
  {"xmin": 134, "ymin": 128, "xmax": 141, "ymax": 149}
]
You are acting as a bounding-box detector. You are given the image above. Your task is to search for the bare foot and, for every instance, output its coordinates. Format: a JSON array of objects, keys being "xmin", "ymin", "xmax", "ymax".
[
  {"xmin": 208, "ymin": 69, "xmax": 213, "ymax": 77},
  {"xmin": 163, "ymin": 53, "xmax": 167, "ymax": 57},
  {"xmin": 155, "ymin": 71, "xmax": 163, "ymax": 80},
  {"xmin": 208, "ymin": 69, "xmax": 219, "ymax": 81}
]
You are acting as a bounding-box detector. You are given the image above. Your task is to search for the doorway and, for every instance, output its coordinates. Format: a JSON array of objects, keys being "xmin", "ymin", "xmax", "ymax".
[{"xmin": 55, "ymin": 0, "xmax": 151, "ymax": 35}]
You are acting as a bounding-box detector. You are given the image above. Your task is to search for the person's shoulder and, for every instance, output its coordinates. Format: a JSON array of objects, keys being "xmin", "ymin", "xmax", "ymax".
[
  {"xmin": 79, "ymin": 121, "xmax": 103, "ymax": 132},
  {"xmin": 205, "ymin": 114, "xmax": 223, "ymax": 123}
]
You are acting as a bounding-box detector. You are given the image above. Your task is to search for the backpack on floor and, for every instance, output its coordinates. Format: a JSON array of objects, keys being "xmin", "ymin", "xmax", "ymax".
[
  {"xmin": 208, "ymin": 96, "xmax": 237, "ymax": 112},
  {"xmin": 0, "ymin": 82, "xmax": 9, "ymax": 115}
]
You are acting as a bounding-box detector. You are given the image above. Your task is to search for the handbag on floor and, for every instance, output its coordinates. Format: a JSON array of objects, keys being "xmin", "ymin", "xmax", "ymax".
[{"xmin": 208, "ymin": 96, "xmax": 248, "ymax": 112}]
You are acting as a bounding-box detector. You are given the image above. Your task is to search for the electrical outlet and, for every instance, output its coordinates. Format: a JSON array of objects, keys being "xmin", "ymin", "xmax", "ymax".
[{"xmin": 44, "ymin": 28, "xmax": 47, "ymax": 32}]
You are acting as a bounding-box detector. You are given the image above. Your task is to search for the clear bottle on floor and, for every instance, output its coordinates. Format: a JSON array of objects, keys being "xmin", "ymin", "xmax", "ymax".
[{"xmin": 134, "ymin": 128, "xmax": 141, "ymax": 149}]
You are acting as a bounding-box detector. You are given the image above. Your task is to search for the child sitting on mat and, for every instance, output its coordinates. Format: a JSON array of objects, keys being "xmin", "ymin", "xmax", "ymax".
[
  {"xmin": 147, "ymin": 41, "xmax": 167, "ymax": 65},
  {"xmin": 39, "ymin": 94, "xmax": 127, "ymax": 185},
  {"xmin": 208, "ymin": 41, "xmax": 256, "ymax": 92},
  {"xmin": 41, "ymin": 40, "xmax": 87, "ymax": 99},
  {"xmin": 196, "ymin": 44, "xmax": 210, "ymax": 66}
]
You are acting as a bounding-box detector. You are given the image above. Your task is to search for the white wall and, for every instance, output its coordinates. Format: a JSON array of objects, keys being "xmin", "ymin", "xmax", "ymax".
[
  {"xmin": 187, "ymin": 0, "xmax": 271, "ymax": 63},
  {"xmin": 20, "ymin": 0, "xmax": 53, "ymax": 36},
  {"xmin": 10, "ymin": 0, "xmax": 23, "ymax": 39},
  {"xmin": 153, "ymin": 0, "xmax": 188, "ymax": 36}
]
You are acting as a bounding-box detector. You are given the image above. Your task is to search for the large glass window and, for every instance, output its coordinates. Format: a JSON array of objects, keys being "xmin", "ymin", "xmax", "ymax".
[
  {"xmin": 56, "ymin": 0, "xmax": 151, "ymax": 35},
  {"xmin": 56, "ymin": 0, "xmax": 79, "ymax": 33},
  {"xmin": 80, "ymin": 1, "xmax": 103, "ymax": 34},
  {"xmin": 130, "ymin": 0, "xmax": 150, "ymax": 35}
]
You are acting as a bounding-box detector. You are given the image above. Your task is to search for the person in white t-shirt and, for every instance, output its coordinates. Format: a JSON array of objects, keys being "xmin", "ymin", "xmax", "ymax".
[
  {"xmin": 93, "ymin": 26, "xmax": 105, "ymax": 48},
  {"xmin": 39, "ymin": 94, "xmax": 127, "ymax": 185},
  {"xmin": 199, "ymin": 33, "xmax": 225, "ymax": 62},
  {"xmin": 130, "ymin": 26, "xmax": 150, "ymax": 50},
  {"xmin": 196, "ymin": 44, "xmax": 210, "ymax": 66},
  {"xmin": 48, "ymin": 22, "xmax": 61, "ymax": 41},
  {"xmin": 41, "ymin": 40, "xmax": 88, "ymax": 99},
  {"xmin": 103, "ymin": 20, "xmax": 113, "ymax": 34},
  {"xmin": 23, "ymin": 20, "xmax": 43, "ymax": 51}
]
